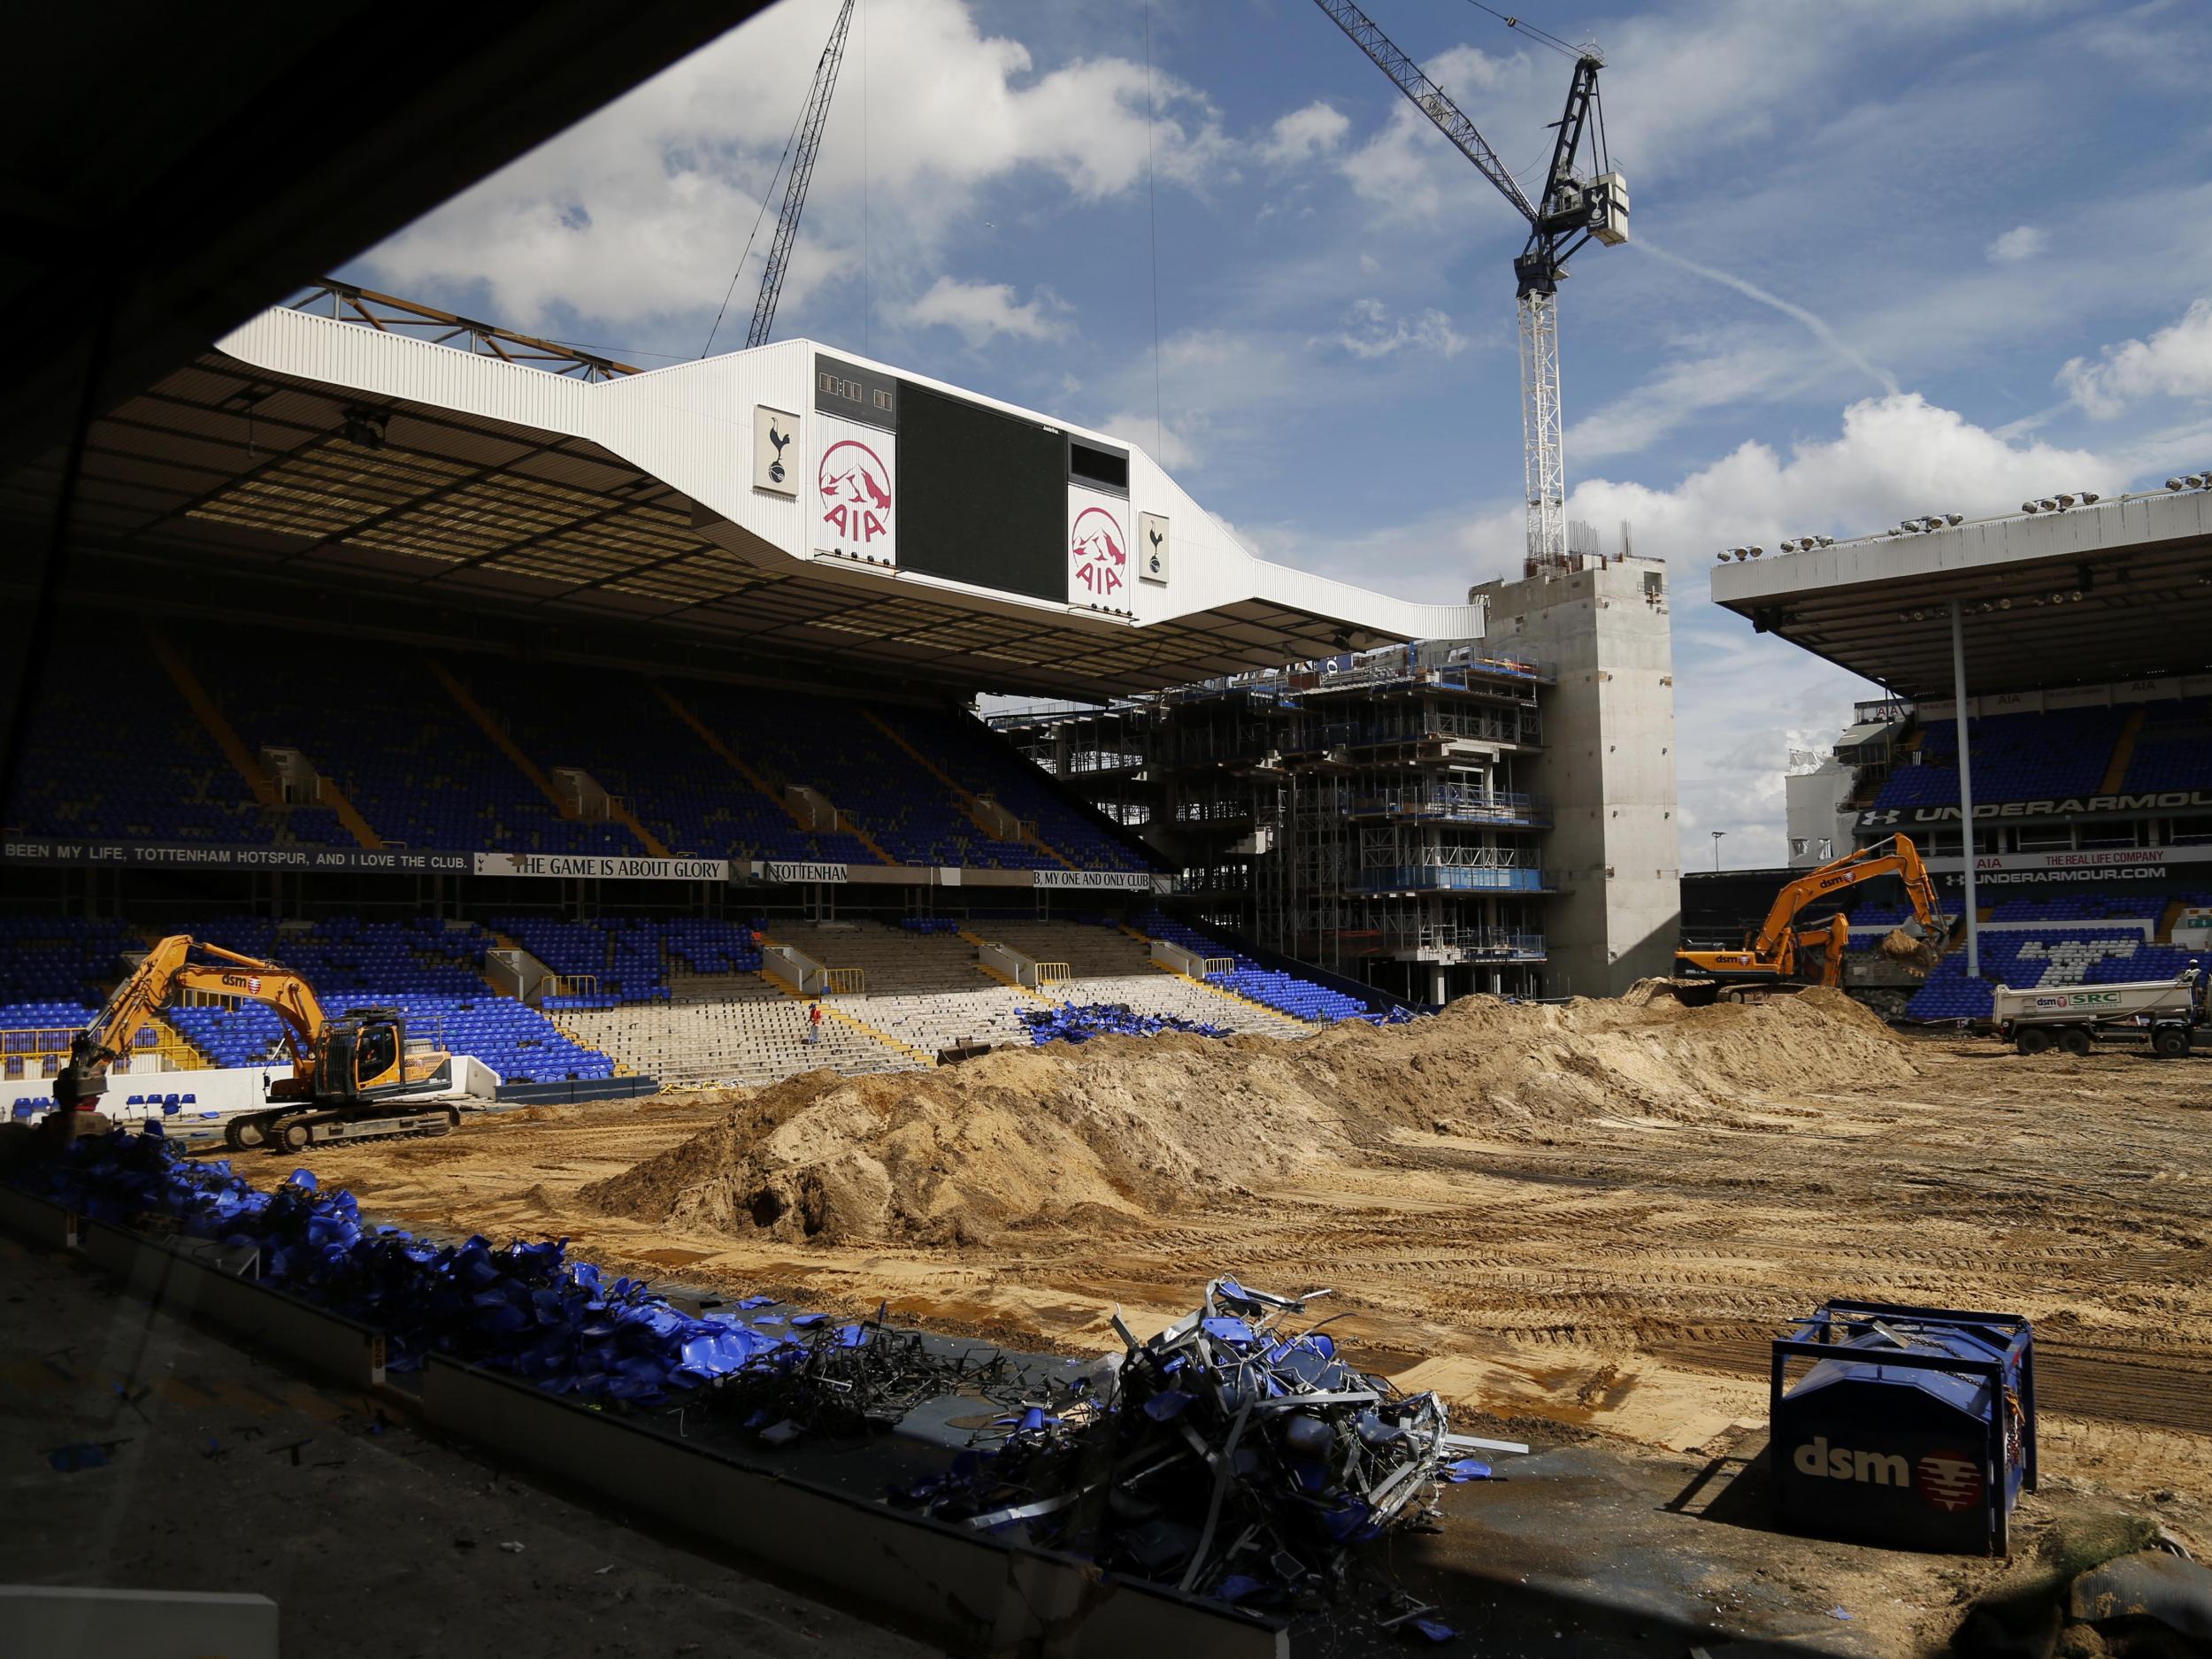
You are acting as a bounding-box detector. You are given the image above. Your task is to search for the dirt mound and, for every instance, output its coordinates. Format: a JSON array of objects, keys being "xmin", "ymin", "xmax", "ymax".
[{"xmin": 580, "ymin": 991, "xmax": 1916, "ymax": 1247}]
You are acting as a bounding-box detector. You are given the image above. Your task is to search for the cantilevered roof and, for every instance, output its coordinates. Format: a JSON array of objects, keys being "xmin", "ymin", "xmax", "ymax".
[
  {"xmin": 1709, "ymin": 489, "xmax": 2212, "ymax": 698},
  {"xmin": 1, "ymin": 286, "xmax": 1482, "ymax": 702}
]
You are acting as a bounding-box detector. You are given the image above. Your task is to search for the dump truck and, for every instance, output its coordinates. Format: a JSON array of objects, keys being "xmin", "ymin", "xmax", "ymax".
[{"xmin": 1992, "ymin": 967, "xmax": 2203, "ymax": 1058}]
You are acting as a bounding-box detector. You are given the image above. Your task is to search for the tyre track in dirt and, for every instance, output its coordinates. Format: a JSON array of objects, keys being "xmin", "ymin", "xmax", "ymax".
[{"xmin": 261, "ymin": 1025, "xmax": 2212, "ymax": 1493}]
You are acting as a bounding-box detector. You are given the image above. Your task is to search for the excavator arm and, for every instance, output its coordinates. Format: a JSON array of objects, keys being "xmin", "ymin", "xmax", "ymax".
[
  {"xmin": 1678, "ymin": 836, "xmax": 1950, "ymax": 986},
  {"xmin": 1743, "ymin": 836, "xmax": 1942, "ymax": 956},
  {"xmin": 56, "ymin": 935, "xmax": 330, "ymax": 1111}
]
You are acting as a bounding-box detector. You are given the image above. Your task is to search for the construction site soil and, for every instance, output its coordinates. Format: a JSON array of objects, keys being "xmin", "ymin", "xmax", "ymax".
[{"xmin": 256, "ymin": 989, "xmax": 2212, "ymax": 1536}]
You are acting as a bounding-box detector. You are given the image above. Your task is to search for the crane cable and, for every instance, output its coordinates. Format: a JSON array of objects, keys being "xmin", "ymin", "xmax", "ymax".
[
  {"xmin": 1459, "ymin": 0, "xmax": 1581, "ymax": 60},
  {"xmin": 700, "ymin": 50, "xmax": 818, "ymax": 358}
]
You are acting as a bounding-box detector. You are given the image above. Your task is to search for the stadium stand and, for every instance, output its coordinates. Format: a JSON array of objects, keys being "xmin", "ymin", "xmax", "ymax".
[
  {"xmin": 900, "ymin": 709, "xmax": 1150, "ymax": 871},
  {"xmin": 5, "ymin": 634, "xmax": 1159, "ymax": 874},
  {"xmin": 0, "ymin": 916, "xmax": 142, "ymax": 1007},
  {"xmin": 0, "ymin": 901, "xmax": 1397, "ymax": 1098},
  {"xmin": 209, "ymin": 645, "xmax": 594, "ymax": 855},
  {"xmin": 1872, "ymin": 706, "xmax": 2129, "ymax": 812},
  {"xmin": 2123, "ymin": 698, "xmax": 2212, "ymax": 793},
  {"xmin": 8, "ymin": 652, "xmax": 275, "ymax": 844},
  {"xmin": 1905, "ymin": 923, "xmax": 2197, "ymax": 1020},
  {"xmin": 1138, "ymin": 911, "xmax": 1374, "ymax": 1024}
]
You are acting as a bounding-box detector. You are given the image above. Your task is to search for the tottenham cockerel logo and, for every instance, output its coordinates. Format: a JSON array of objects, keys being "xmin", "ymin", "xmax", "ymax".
[
  {"xmin": 1071, "ymin": 505, "xmax": 1127, "ymax": 597},
  {"xmin": 818, "ymin": 440, "xmax": 891, "ymax": 549}
]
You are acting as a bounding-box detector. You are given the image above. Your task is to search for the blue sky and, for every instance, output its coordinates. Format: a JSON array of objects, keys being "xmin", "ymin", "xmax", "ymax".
[{"xmin": 344, "ymin": 0, "xmax": 2212, "ymax": 866}]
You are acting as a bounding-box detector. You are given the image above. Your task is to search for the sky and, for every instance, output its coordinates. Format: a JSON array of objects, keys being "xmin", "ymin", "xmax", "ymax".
[{"xmin": 341, "ymin": 0, "xmax": 2212, "ymax": 868}]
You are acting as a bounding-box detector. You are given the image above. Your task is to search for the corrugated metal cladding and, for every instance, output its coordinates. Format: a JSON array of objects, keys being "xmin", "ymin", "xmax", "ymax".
[{"xmin": 89, "ymin": 304, "xmax": 1491, "ymax": 696}]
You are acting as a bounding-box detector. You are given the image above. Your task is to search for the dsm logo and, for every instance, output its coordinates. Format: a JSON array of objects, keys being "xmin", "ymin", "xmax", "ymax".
[{"xmin": 1793, "ymin": 1436, "xmax": 1984, "ymax": 1509}]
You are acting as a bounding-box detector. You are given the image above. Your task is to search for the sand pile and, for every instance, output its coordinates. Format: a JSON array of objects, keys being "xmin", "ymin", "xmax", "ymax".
[{"xmin": 581, "ymin": 989, "xmax": 1916, "ymax": 1248}]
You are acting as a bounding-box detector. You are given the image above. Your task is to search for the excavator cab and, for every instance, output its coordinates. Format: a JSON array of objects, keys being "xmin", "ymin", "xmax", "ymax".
[{"xmin": 313, "ymin": 1008, "xmax": 410, "ymax": 1102}]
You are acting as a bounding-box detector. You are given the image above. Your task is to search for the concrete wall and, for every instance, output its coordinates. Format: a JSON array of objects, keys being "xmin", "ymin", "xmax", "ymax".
[
  {"xmin": 1474, "ymin": 559, "xmax": 1679, "ymax": 997},
  {"xmin": 1785, "ymin": 765, "xmax": 1856, "ymax": 866}
]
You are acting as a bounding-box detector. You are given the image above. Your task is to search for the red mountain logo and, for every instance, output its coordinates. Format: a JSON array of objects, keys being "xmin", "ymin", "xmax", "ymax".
[
  {"xmin": 1916, "ymin": 1450, "xmax": 1984, "ymax": 1511},
  {"xmin": 818, "ymin": 439, "xmax": 891, "ymax": 548},
  {"xmin": 1071, "ymin": 505, "xmax": 1126, "ymax": 597}
]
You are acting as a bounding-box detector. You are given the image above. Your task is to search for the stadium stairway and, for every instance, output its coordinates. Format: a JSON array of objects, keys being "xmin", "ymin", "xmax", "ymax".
[
  {"xmin": 653, "ymin": 684, "xmax": 808, "ymax": 831},
  {"xmin": 858, "ymin": 709, "xmax": 1078, "ymax": 870},
  {"xmin": 558, "ymin": 970, "xmax": 919, "ymax": 1089},
  {"xmin": 2099, "ymin": 707, "xmax": 2147, "ymax": 794},
  {"xmin": 428, "ymin": 658, "xmax": 597, "ymax": 831},
  {"xmin": 148, "ymin": 630, "xmax": 281, "ymax": 815}
]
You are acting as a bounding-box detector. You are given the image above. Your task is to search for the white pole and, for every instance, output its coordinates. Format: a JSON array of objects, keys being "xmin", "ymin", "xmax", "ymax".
[{"xmin": 1950, "ymin": 600, "xmax": 1980, "ymax": 980}]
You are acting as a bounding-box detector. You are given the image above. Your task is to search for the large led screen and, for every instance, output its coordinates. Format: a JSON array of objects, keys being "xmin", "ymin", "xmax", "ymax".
[{"xmin": 896, "ymin": 382, "xmax": 1067, "ymax": 603}]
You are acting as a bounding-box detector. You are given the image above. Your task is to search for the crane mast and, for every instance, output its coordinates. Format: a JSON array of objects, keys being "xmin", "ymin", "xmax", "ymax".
[
  {"xmin": 1312, "ymin": 0, "xmax": 1627, "ymax": 574},
  {"xmin": 746, "ymin": 0, "xmax": 856, "ymax": 350}
]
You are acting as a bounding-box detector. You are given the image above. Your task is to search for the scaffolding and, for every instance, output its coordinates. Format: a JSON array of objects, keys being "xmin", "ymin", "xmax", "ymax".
[{"xmin": 991, "ymin": 644, "xmax": 1554, "ymax": 1003}]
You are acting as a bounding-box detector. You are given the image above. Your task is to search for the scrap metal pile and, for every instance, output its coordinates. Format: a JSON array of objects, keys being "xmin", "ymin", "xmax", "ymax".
[
  {"xmin": 10, "ymin": 1134, "xmax": 1497, "ymax": 1634},
  {"xmin": 1021, "ymin": 1001, "xmax": 1231, "ymax": 1044},
  {"xmin": 895, "ymin": 1276, "xmax": 1495, "ymax": 1636}
]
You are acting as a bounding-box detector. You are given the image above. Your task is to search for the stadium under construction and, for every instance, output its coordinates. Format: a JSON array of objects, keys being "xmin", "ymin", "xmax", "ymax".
[{"xmin": 9, "ymin": 5, "xmax": 2212, "ymax": 1658}]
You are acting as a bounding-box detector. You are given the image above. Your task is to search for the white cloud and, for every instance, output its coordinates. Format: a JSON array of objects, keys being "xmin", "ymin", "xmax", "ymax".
[
  {"xmin": 1098, "ymin": 408, "xmax": 1201, "ymax": 472},
  {"xmin": 361, "ymin": 0, "xmax": 1233, "ymax": 334},
  {"xmin": 1259, "ymin": 100, "xmax": 1350, "ymax": 167},
  {"xmin": 1270, "ymin": 390, "xmax": 2122, "ymax": 864},
  {"xmin": 1987, "ymin": 224, "xmax": 2047, "ymax": 263},
  {"xmin": 2057, "ymin": 297, "xmax": 2212, "ymax": 419},
  {"xmin": 900, "ymin": 276, "xmax": 1068, "ymax": 346},
  {"xmin": 1308, "ymin": 298, "xmax": 1468, "ymax": 360}
]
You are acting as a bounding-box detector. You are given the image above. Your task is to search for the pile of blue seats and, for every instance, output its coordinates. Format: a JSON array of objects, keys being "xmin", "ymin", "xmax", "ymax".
[
  {"xmin": 10, "ymin": 1140, "xmax": 790, "ymax": 1394},
  {"xmin": 1136, "ymin": 910, "xmax": 1379, "ymax": 1025},
  {"xmin": 899, "ymin": 918, "xmax": 964, "ymax": 936},
  {"xmin": 1022, "ymin": 1002, "xmax": 1230, "ymax": 1044}
]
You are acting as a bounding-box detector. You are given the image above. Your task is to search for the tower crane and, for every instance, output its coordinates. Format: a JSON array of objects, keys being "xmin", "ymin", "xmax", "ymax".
[
  {"xmin": 1312, "ymin": 0, "xmax": 1628, "ymax": 574},
  {"xmin": 745, "ymin": 0, "xmax": 856, "ymax": 349}
]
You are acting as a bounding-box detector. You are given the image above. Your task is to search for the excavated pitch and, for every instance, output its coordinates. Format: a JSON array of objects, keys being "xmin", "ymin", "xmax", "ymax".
[{"xmin": 250, "ymin": 990, "xmax": 2212, "ymax": 1515}]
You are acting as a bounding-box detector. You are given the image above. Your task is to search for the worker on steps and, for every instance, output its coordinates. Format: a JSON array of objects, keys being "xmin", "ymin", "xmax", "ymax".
[{"xmin": 807, "ymin": 998, "xmax": 823, "ymax": 1047}]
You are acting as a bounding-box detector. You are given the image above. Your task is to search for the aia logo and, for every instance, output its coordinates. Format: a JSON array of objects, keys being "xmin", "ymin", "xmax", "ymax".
[
  {"xmin": 818, "ymin": 439, "xmax": 891, "ymax": 548},
  {"xmin": 1916, "ymin": 1450, "xmax": 1984, "ymax": 1511},
  {"xmin": 1071, "ymin": 505, "xmax": 1126, "ymax": 597}
]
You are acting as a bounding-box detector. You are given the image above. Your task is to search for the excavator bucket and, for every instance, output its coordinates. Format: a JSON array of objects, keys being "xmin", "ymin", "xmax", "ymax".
[{"xmin": 1878, "ymin": 918, "xmax": 1946, "ymax": 974}]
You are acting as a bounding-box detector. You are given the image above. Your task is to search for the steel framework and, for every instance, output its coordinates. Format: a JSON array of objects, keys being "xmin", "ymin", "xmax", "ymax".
[
  {"xmin": 1313, "ymin": 0, "xmax": 1624, "ymax": 576},
  {"xmin": 747, "ymin": 0, "xmax": 856, "ymax": 349},
  {"xmin": 293, "ymin": 280, "xmax": 639, "ymax": 380}
]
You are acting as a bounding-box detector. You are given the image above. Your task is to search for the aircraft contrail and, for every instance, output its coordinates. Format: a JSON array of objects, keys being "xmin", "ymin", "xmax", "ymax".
[{"xmin": 1635, "ymin": 236, "xmax": 1901, "ymax": 397}]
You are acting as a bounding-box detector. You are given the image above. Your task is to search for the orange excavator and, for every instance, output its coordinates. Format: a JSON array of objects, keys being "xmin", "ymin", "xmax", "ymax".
[
  {"xmin": 1676, "ymin": 834, "xmax": 1951, "ymax": 998},
  {"xmin": 55, "ymin": 935, "xmax": 472, "ymax": 1154}
]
